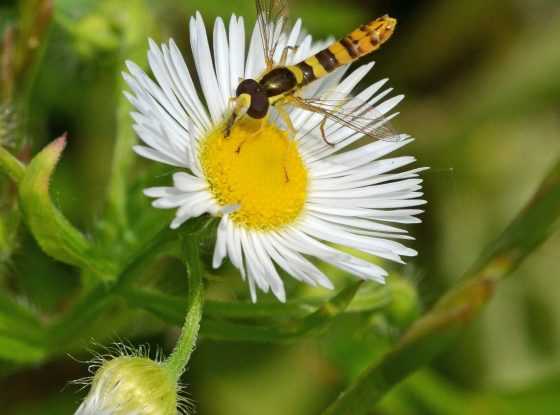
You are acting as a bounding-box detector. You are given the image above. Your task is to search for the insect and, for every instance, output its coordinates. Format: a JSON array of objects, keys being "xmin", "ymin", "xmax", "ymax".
[{"xmin": 225, "ymin": 0, "xmax": 397, "ymax": 145}]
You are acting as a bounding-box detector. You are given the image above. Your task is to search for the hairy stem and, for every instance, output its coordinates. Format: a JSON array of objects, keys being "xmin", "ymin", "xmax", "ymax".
[{"xmin": 164, "ymin": 227, "xmax": 205, "ymax": 381}]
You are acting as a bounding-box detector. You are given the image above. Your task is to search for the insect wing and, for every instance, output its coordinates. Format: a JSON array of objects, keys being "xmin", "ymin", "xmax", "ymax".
[
  {"xmin": 255, "ymin": 0, "xmax": 291, "ymax": 69},
  {"xmin": 287, "ymin": 95, "xmax": 400, "ymax": 144}
]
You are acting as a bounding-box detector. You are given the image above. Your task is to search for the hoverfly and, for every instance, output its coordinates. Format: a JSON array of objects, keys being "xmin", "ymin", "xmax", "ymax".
[{"xmin": 225, "ymin": 0, "xmax": 397, "ymax": 145}]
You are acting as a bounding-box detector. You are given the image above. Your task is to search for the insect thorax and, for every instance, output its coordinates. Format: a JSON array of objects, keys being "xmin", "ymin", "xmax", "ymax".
[{"xmin": 259, "ymin": 68, "xmax": 297, "ymax": 98}]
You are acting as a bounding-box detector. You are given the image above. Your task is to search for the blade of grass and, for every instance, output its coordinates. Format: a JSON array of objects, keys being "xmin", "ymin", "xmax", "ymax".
[{"xmin": 323, "ymin": 158, "xmax": 560, "ymax": 415}]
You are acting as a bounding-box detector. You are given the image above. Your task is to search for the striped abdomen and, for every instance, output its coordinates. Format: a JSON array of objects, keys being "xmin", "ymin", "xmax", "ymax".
[{"xmin": 288, "ymin": 15, "xmax": 397, "ymax": 88}]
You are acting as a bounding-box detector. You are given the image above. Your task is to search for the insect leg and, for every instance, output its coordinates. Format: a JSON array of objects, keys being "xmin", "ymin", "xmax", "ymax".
[
  {"xmin": 319, "ymin": 116, "xmax": 335, "ymax": 146},
  {"xmin": 276, "ymin": 103, "xmax": 296, "ymax": 137},
  {"xmin": 224, "ymin": 94, "xmax": 251, "ymax": 138}
]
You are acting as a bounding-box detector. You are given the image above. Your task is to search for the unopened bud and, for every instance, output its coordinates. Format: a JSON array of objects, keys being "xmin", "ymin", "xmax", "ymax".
[{"xmin": 75, "ymin": 353, "xmax": 188, "ymax": 415}]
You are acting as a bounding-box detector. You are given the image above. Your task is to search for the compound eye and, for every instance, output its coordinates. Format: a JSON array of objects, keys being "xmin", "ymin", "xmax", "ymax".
[
  {"xmin": 236, "ymin": 79, "xmax": 260, "ymax": 97},
  {"xmin": 247, "ymin": 91, "xmax": 269, "ymax": 119}
]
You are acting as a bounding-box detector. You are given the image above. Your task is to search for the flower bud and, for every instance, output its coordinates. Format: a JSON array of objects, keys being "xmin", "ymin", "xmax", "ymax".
[
  {"xmin": 386, "ymin": 275, "xmax": 421, "ymax": 328},
  {"xmin": 75, "ymin": 355, "xmax": 183, "ymax": 415},
  {"xmin": 70, "ymin": 14, "xmax": 120, "ymax": 57}
]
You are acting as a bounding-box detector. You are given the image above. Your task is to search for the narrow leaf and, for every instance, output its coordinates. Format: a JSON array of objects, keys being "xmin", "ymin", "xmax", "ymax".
[
  {"xmin": 0, "ymin": 336, "xmax": 46, "ymax": 364},
  {"xmin": 18, "ymin": 135, "xmax": 113, "ymax": 276},
  {"xmin": 124, "ymin": 282, "xmax": 363, "ymax": 343}
]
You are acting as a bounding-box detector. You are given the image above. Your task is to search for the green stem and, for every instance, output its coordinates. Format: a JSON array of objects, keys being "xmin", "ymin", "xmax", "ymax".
[
  {"xmin": 103, "ymin": 3, "xmax": 152, "ymax": 238},
  {"xmin": 104, "ymin": 76, "xmax": 137, "ymax": 234},
  {"xmin": 164, "ymin": 229, "xmax": 205, "ymax": 381},
  {"xmin": 0, "ymin": 146, "xmax": 25, "ymax": 183}
]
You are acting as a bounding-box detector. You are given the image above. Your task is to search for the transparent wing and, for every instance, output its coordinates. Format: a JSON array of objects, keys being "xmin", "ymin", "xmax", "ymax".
[
  {"xmin": 255, "ymin": 0, "xmax": 291, "ymax": 70},
  {"xmin": 285, "ymin": 95, "xmax": 400, "ymax": 145}
]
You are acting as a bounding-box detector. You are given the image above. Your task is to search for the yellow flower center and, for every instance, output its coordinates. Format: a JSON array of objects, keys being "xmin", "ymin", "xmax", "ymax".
[{"xmin": 200, "ymin": 119, "xmax": 308, "ymax": 230}]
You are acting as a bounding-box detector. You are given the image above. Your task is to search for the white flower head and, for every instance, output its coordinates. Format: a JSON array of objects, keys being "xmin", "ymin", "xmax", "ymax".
[{"xmin": 123, "ymin": 11, "xmax": 426, "ymax": 302}]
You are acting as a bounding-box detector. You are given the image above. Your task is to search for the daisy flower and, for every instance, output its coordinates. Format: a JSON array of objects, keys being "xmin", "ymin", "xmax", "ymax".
[{"xmin": 123, "ymin": 12, "xmax": 426, "ymax": 302}]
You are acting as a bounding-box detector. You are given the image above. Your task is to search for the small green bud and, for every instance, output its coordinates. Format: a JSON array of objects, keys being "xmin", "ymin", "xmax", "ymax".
[
  {"xmin": 72, "ymin": 15, "xmax": 120, "ymax": 56},
  {"xmin": 76, "ymin": 353, "xmax": 187, "ymax": 415},
  {"xmin": 386, "ymin": 275, "xmax": 421, "ymax": 328},
  {"xmin": 57, "ymin": 13, "xmax": 120, "ymax": 57}
]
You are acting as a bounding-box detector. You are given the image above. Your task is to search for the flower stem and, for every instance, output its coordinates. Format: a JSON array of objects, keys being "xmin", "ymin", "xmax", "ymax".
[{"xmin": 164, "ymin": 224, "xmax": 206, "ymax": 381}]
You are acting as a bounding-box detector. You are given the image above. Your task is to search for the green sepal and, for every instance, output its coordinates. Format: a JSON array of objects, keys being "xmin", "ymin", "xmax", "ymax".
[{"xmin": 18, "ymin": 135, "xmax": 114, "ymax": 277}]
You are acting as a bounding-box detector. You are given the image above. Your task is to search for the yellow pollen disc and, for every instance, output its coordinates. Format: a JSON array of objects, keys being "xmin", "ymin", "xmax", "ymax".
[{"xmin": 200, "ymin": 119, "xmax": 308, "ymax": 230}]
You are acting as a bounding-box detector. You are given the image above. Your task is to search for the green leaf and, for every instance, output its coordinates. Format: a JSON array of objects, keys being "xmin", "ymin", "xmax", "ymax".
[
  {"xmin": 123, "ymin": 286, "xmax": 313, "ymax": 322},
  {"xmin": 124, "ymin": 281, "xmax": 363, "ymax": 343},
  {"xmin": 0, "ymin": 293, "xmax": 44, "ymax": 343},
  {"xmin": 123, "ymin": 266, "xmax": 395, "ymax": 325},
  {"xmin": 44, "ymin": 225, "xmax": 177, "ymax": 351},
  {"xmin": 18, "ymin": 135, "xmax": 114, "ymax": 277},
  {"xmin": 0, "ymin": 336, "xmax": 46, "ymax": 364},
  {"xmin": 202, "ymin": 282, "xmax": 362, "ymax": 342},
  {"xmin": 123, "ymin": 287, "xmax": 186, "ymax": 324},
  {"xmin": 0, "ymin": 293, "xmax": 46, "ymax": 363},
  {"xmin": 46, "ymin": 285, "xmax": 113, "ymax": 350},
  {"xmin": 322, "ymin": 158, "xmax": 560, "ymax": 415},
  {"xmin": 205, "ymin": 299, "xmax": 316, "ymax": 320}
]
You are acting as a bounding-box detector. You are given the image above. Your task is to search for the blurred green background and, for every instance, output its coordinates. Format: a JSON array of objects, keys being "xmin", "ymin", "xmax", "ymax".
[{"xmin": 1, "ymin": 0, "xmax": 560, "ymax": 413}]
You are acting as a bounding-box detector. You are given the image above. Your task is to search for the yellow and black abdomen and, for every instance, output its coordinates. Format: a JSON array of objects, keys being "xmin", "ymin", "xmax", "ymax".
[{"xmin": 287, "ymin": 15, "xmax": 397, "ymax": 88}]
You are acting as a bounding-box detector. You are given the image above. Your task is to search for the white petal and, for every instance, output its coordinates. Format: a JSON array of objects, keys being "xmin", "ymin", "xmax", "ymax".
[
  {"xmin": 213, "ymin": 216, "xmax": 228, "ymax": 268},
  {"xmin": 245, "ymin": 20, "xmax": 266, "ymax": 79},
  {"xmin": 143, "ymin": 186, "xmax": 181, "ymax": 198},
  {"xmin": 152, "ymin": 193, "xmax": 192, "ymax": 209},
  {"xmin": 282, "ymin": 227, "xmax": 388, "ymax": 282},
  {"xmin": 239, "ymin": 227, "xmax": 268, "ymax": 293},
  {"xmin": 190, "ymin": 13, "xmax": 227, "ymax": 123},
  {"xmin": 226, "ymin": 219, "xmax": 246, "ymax": 279},
  {"xmin": 267, "ymin": 232, "xmax": 334, "ymax": 289},
  {"xmin": 250, "ymin": 233, "xmax": 286, "ymax": 302},
  {"xmin": 259, "ymin": 235, "xmax": 316, "ymax": 286},
  {"xmin": 213, "ymin": 17, "xmax": 231, "ymax": 103},
  {"xmin": 133, "ymin": 145, "xmax": 187, "ymax": 168},
  {"xmin": 167, "ymin": 39, "xmax": 211, "ymax": 131},
  {"xmin": 229, "ymin": 15, "xmax": 245, "ymax": 92},
  {"xmin": 173, "ymin": 172, "xmax": 208, "ymax": 191}
]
